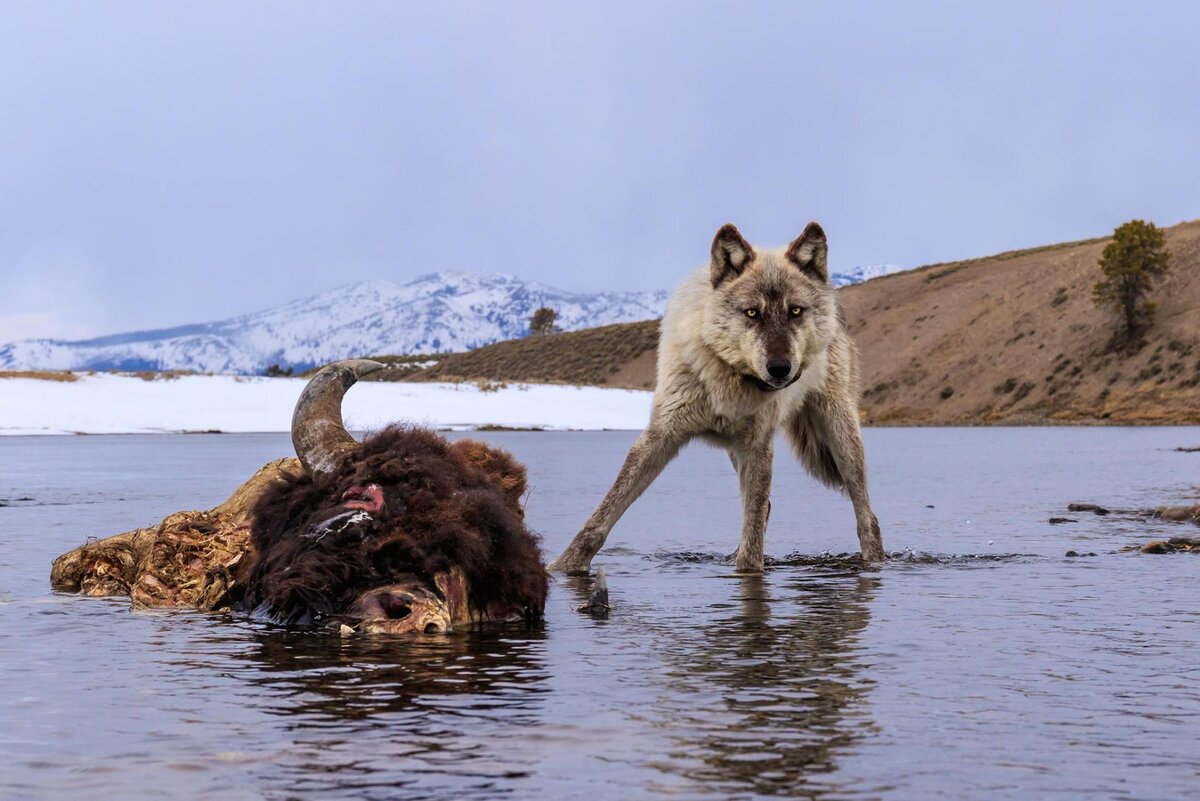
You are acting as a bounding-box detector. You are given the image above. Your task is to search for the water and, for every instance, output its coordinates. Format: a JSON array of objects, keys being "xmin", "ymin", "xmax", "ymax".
[{"xmin": 1, "ymin": 428, "xmax": 1198, "ymax": 800}]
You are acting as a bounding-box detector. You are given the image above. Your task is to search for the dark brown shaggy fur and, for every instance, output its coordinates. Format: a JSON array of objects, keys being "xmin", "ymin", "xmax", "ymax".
[{"xmin": 238, "ymin": 426, "xmax": 548, "ymax": 625}]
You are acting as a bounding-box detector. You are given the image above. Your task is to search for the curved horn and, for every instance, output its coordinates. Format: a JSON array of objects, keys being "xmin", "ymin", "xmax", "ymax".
[{"xmin": 291, "ymin": 359, "xmax": 385, "ymax": 482}]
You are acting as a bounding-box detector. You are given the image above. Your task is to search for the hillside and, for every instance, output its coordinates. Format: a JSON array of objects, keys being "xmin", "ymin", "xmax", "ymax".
[
  {"xmin": 842, "ymin": 219, "xmax": 1200, "ymax": 425},
  {"xmin": 393, "ymin": 220, "xmax": 1200, "ymax": 425},
  {"xmin": 375, "ymin": 320, "xmax": 660, "ymax": 390}
]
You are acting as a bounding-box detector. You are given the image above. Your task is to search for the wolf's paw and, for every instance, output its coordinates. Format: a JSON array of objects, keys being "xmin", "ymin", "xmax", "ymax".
[
  {"xmin": 859, "ymin": 543, "xmax": 887, "ymax": 563},
  {"xmin": 732, "ymin": 548, "xmax": 765, "ymax": 573},
  {"xmin": 858, "ymin": 516, "xmax": 886, "ymax": 562}
]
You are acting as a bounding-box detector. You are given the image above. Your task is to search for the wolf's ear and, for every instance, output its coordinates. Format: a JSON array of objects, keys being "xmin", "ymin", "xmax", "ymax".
[
  {"xmin": 786, "ymin": 222, "xmax": 828, "ymax": 282},
  {"xmin": 710, "ymin": 224, "xmax": 755, "ymax": 288}
]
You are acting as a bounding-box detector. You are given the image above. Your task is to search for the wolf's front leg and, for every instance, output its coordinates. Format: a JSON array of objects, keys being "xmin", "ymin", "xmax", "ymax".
[
  {"xmin": 730, "ymin": 436, "xmax": 773, "ymax": 572},
  {"xmin": 549, "ymin": 426, "xmax": 683, "ymax": 574}
]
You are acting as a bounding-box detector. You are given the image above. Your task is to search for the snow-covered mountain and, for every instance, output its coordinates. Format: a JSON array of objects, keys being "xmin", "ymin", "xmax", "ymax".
[
  {"xmin": 829, "ymin": 263, "xmax": 906, "ymax": 288},
  {"xmin": 0, "ymin": 273, "xmax": 670, "ymax": 375},
  {"xmin": 0, "ymin": 267, "xmax": 905, "ymax": 375}
]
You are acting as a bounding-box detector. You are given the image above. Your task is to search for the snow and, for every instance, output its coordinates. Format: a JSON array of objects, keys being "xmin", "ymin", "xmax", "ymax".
[
  {"xmin": 829, "ymin": 263, "xmax": 906, "ymax": 288},
  {"xmin": 0, "ymin": 374, "xmax": 654, "ymax": 435},
  {"xmin": 0, "ymin": 272, "xmax": 670, "ymax": 375}
]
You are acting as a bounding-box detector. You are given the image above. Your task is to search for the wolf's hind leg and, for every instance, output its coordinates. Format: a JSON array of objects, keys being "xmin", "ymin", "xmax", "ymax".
[
  {"xmin": 549, "ymin": 427, "xmax": 683, "ymax": 574},
  {"xmin": 784, "ymin": 398, "xmax": 886, "ymax": 562}
]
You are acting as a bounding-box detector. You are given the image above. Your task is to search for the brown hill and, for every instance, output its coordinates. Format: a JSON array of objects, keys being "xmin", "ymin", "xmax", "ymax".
[
  {"xmin": 376, "ymin": 219, "xmax": 1199, "ymax": 424},
  {"xmin": 380, "ymin": 320, "xmax": 660, "ymax": 390},
  {"xmin": 843, "ymin": 219, "xmax": 1200, "ymax": 425}
]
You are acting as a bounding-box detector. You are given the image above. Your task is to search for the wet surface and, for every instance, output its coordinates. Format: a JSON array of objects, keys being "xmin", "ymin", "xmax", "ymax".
[{"xmin": 1, "ymin": 428, "xmax": 1198, "ymax": 800}]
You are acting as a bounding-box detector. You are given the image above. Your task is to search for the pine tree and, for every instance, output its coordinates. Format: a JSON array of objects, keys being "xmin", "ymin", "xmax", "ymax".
[
  {"xmin": 1092, "ymin": 219, "xmax": 1170, "ymax": 347},
  {"xmin": 529, "ymin": 307, "xmax": 559, "ymax": 336}
]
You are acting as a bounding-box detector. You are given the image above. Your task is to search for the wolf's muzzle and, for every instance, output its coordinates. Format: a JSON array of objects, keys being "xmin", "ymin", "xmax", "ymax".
[{"xmin": 745, "ymin": 370, "xmax": 803, "ymax": 393}]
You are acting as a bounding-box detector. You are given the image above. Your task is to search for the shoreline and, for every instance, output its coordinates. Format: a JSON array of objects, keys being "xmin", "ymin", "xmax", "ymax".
[
  {"xmin": 2, "ymin": 372, "xmax": 1198, "ymax": 435},
  {"xmin": 0, "ymin": 373, "xmax": 654, "ymax": 436}
]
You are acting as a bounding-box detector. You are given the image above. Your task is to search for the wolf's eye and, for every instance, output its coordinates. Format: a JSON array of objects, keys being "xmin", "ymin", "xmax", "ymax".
[
  {"xmin": 744, "ymin": 308, "xmax": 759, "ymax": 319},
  {"xmin": 790, "ymin": 306, "xmax": 806, "ymax": 317}
]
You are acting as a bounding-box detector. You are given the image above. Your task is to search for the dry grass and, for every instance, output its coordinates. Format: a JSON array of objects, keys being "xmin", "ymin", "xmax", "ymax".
[
  {"xmin": 841, "ymin": 218, "xmax": 1200, "ymax": 425},
  {"xmin": 129, "ymin": 370, "xmax": 202, "ymax": 381},
  {"xmin": 918, "ymin": 235, "xmax": 1109, "ymax": 284},
  {"xmin": 374, "ymin": 320, "xmax": 661, "ymax": 390},
  {"xmin": 0, "ymin": 370, "xmax": 210, "ymax": 382},
  {"xmin": 318, "ymin": 353, "xmax": 449, "ymax": 381},
  {"xmin": 0, "ymin": 370, "xmax": 79, "ymax": 382}
]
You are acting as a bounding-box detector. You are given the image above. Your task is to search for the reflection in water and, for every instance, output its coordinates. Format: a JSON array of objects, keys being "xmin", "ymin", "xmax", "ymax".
[
  {"xmin": 238, "ymin": 625, "xmax": 550, "ymax": 719},
  {"xmin": 151, "ymin": 624, "xmax": 551, "ymax": 800},
  {"xmin": 559, "ymin": 573, "xmax": 601, "ymax": 613},
  {"xmin": 249, "ymin": 627, "xmax": 548, "ymax": 800},
  {"xmin": 651, "ymin": 571, "xmax": 877, "ymax": 798}
]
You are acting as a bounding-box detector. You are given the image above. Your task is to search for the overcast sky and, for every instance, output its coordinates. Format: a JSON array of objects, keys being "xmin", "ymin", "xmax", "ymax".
[{"xmin": 2, "ymin": 1, "xmax": 1198, "ymax": 342}]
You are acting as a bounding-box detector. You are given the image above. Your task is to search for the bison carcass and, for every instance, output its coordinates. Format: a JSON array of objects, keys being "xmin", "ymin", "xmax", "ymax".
[{"xmin": 51, "ymin": 360, "xmax": 548, "ymax": 633}]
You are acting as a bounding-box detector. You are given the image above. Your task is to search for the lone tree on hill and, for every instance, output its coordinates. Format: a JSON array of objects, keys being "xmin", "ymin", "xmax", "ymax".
[
  {"xmin": 1092, "ymin": 219, "xmax": 1171, "ymax": 347},
  {"xmin": 529, "ymin": 306, "xmax": 559, "ymax": 336}
]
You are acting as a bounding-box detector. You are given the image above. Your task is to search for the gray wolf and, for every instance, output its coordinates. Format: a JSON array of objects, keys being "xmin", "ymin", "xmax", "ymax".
[{"xmin": 549, "ymin": 223, "xmax": 885, "ymax": 573}]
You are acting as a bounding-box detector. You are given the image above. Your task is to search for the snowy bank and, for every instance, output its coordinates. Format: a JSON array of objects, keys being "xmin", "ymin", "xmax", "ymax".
[{"xmin": 0, "ymin": 374, "xmax": 653, "ymax": 435}]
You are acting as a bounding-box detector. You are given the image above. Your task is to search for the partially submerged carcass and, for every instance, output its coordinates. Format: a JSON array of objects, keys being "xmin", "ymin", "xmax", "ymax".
[
  {"xmin": 51, "ymin": 360, "xmax": 548, "ymax": 633},
  {"xmin": 1138, "ymin": 504, "xmax": 1200, "ymax": 553}
]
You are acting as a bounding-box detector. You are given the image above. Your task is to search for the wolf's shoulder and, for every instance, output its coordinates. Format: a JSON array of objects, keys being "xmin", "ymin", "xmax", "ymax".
[{"xmin": 660, "ymin": 267, "xmax": 710, "ymax": 334}]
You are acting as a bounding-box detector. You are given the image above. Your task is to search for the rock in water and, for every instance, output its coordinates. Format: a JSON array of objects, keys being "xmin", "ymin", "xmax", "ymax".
[
  {"xmin": 1153, "ymin": 505, "xmax": 1200, "ymax": 524},
  {"xmin": 1067, "ymin": 503, "xmax": 1111, "ymax": 515},
  {"xmin": 577, "ymin": 568, "xmax": 611, "ymax": 617},
  {"xmin": 1140, "ymin": 537, "xmax": 1200, "ymax": 554}
]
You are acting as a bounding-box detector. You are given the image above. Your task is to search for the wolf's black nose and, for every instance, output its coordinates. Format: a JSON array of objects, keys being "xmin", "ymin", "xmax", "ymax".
[{"xmin": 767, "ymin": 359, "xmax": 792, "ymax": 380}]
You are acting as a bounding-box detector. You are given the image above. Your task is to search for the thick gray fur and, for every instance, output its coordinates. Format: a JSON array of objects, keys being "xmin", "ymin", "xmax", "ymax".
[{"xmin": 549, "ymin": 223, "xmax": 885, "ymax": 574}]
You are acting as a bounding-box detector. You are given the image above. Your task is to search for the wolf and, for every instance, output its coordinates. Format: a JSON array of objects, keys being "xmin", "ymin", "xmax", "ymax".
[{"xmin": 549, "ymin": 222, "xmax": 885, "ymax": 574}]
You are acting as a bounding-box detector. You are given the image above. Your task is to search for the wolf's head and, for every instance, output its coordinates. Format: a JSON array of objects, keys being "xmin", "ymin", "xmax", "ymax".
[{"xmin": 702, "ymin": 222, "xmax": 840, "ymax": 391}]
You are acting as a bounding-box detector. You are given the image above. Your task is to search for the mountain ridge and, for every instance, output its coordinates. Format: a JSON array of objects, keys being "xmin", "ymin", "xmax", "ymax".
[
  {"xmin": 0, "ymin": 265, "xmax": 904, "ymax": 375},
  {"xmin": 382, "ymin": 221, "xmax": 1200, "ymax": 425},
  {"xmin": 0, "ymin": 272, "xmax": 670, "ymax": 375}
]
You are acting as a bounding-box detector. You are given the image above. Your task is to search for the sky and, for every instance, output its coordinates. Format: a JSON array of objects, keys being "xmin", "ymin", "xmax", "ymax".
[{"xmin": 2, "ymin": 1, "xmax": 1198, "ymax": 342}]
